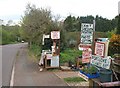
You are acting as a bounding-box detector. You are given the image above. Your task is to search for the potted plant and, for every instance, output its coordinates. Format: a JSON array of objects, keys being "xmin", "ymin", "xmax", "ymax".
[{"xmin": 80, "ymin": 66, "xmax": 99, "ymax": 78}]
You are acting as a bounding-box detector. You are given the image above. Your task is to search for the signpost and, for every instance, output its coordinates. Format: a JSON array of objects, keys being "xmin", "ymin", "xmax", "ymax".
[{"xmin": 80, "ymin": 23, "xmax": 94, "ymax": 63}]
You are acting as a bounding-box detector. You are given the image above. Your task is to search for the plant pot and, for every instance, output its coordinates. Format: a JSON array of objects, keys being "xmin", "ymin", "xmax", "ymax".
[
  {"xmin": 99, "ymin": 69, "xmax": 112, "ymax": 83},
  {"xmin": 80, "ymin": 70, "xmax": 100, "ymax": 79}
]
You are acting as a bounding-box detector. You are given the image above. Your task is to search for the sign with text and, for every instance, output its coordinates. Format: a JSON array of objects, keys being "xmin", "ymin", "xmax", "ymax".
[
  {"xmin": 94, "ymin": 42, "xmax": 105, "ymax": 57},
  {"xmin": 51, "ymin": 31, "xmax": 60, "ymax": 39},
  {"xmin": 81, "ymin": 23, "xmax": 93, "ymax": 44},
  {"xmin": 82, "ymin": 48, "xmax": 92, "ymax": 63},
  {"xmin": 91, "ymin": 55, "xmax": 111, "ymax": 69}
]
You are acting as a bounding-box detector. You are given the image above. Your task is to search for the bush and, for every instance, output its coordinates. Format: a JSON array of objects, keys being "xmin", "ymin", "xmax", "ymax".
[
  {"xmin": 81, "ymin": 66, "xmax": 98, "ymax": 74},
  {"xmin": 29, "ymin": 44, "xmax": 41, "ymax": 58},
  {"xmin": 60, "ymin": 48, "xmax": 82, "ymax": 64},
  {"xmin": 109, "ymin": 34, "xmax": 120, "ymax": 55}
]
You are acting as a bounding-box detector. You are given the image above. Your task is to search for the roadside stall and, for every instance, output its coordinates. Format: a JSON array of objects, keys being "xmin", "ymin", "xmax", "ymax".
[{"xmin": 39, "ymin": 31, "xmax": 60, "ymax": 70}]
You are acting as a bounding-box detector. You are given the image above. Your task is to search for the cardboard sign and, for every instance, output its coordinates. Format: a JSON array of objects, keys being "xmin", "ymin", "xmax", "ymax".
[
  {"xmin": 91, "ymin": 55, "xmax": 111, "ymax": 69},
  {"xmin": 81, "ymin": 23, "xmax": 93, "ymax": 44},
  {"xmin": 51, "ymin": 31, "xmax": 60, "ymax": 39},
  {"xmin": 82, "ymin": 48, "xmax": 92, "ymax": 63},
  {"xmin": 94, "ymin": 42, "xmax": 105, "ymax": 57}
]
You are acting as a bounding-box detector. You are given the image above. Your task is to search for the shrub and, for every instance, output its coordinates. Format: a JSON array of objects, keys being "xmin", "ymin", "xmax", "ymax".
[
  {"xmin": 29, "ymin": 44, "xmax": 41, "ymax": 58},
  {"xmin": 81, "ymin": 66, "xmax": 98, "ymax": 74},
  {"xmin": 60, "ymin": 49, "xmax": 82, "ymax": 64},
  {"xmin": 109, "ymin": 34, "xmax": 120, "ymax": 55}
]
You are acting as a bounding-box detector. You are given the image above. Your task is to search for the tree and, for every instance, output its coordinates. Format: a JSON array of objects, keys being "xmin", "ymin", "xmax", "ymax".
[
  {"xmin": 21, "ymin": 4, "xmax": 53, "ymax": 46},
  {"xmin": 63, "ymin": 15, "xmax": 81, "ymax": 32}
]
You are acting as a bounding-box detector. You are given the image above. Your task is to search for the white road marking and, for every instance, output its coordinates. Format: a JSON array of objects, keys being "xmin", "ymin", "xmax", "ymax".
[{"xmin": 10, "ymin": 66, "xmax": 15, "ymax": 86}]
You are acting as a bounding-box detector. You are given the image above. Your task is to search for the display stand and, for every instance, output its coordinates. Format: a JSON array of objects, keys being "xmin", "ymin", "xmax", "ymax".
[{"xmin": 43, "ymin": 31, "xmax": 60, "ymax": 69}]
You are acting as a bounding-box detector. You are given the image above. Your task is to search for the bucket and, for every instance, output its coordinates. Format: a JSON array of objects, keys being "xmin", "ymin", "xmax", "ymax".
[{"xmin": 99, "ymin": 69, "xmax": 112, "ymax": 83}]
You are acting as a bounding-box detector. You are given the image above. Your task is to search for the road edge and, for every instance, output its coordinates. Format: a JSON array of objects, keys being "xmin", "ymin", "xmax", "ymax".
[{"xmin": 10, "ymin": 50, "xmax": 19, "ymax": 86}]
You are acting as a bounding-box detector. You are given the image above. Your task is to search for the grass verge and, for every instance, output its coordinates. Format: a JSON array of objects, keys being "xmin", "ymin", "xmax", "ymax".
[{"xmin": 64, "ymin": 77, "xmax": 86, "ymax": 83}]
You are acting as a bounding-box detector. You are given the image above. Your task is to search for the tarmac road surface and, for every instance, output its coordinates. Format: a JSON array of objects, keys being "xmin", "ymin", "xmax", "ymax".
[
  {"xmin": 5, "ymin": 43, "xmax": 68, "ymax": 86},
  {"xmin": 2, "ymin": 43, "xmax": 28, "ymax": 86}
]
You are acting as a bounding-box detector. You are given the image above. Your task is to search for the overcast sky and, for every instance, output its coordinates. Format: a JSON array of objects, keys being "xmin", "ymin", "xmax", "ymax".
[{"xmin": 0, "ymin": 0, "xmax": 120, "ymax": 24}]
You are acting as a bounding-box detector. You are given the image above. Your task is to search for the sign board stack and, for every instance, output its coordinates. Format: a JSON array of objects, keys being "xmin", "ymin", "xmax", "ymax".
[{"xmin": 80, "ymin": 23, "xmax": 94, "ymax": 63}]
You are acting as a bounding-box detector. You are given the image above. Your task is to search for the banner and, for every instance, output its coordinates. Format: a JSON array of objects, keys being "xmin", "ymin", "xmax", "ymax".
[{"xmin": 81, "ymin": 23, "xmax": 93, "ymax": 44}]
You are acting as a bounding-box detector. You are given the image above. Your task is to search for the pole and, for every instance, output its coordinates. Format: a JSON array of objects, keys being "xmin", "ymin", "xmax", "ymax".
[{"xmin": 92, "ymin": 19, "xmax": 96, "ymax": 54}]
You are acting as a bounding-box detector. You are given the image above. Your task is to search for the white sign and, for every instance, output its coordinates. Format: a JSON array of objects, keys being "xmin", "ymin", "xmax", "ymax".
[
  {"xmin": 42, "ymin": 34, "xmax": 50, "ymax": 45},
  {"xmin": 91, "ymin": 55, "xmax": 111, "ymax": 69},
  {"xmin": 81, "ymin": 23, "xmax": 93, "ymax": 44},
  {"xmin": 51, "ymin": 56, "xmax": 59, "ymax": 67},
  {"xmin": 94, "ymin": 42, "xmax": 105, "ymax": 57},
  {"xmin": 51, "ymin": 31, "xmax": 60, "ymax": 39}
]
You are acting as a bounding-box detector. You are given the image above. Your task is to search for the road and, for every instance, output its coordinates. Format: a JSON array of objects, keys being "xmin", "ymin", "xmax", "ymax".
[
  {"xmin": 13, "ymin": 44, "xmax": 68, "ymax": 86},
  {"xmin": 2, "ymin": 43, "xmax": 27, "ymax": 86},
  {"xmin": 2, "ymin": 43, "xmax": 68, "ymax": 86}
]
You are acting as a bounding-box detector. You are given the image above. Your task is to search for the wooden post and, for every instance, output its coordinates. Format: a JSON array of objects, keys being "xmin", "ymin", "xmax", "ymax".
[
  {"xmin": 89, "ymin": 79, "xmax": 93, "ymax": 88},
  {"xmin": 92, "ymin": 20, "xmax": 95, "ymax": 55},
  {"xmin": 44, "ymin": 55, "xmax": 47, "ymax": 70}
]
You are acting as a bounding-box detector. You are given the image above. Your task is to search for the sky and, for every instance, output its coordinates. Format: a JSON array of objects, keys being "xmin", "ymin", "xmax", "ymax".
[{"xmin": 0, "ymin": 0, "xmax": 120, "ymax": 24}]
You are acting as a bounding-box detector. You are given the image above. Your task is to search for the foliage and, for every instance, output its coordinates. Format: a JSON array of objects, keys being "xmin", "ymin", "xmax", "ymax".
[
  {"xmin": 81, "ymin": 66, "xmax": 98, "ymax": 75},
  {"xmin": 65, "ymin": 32, "xmax": 80, "ymax": 48},
  {"xmin": 60, "ymin": 49, "xmax": 82, "ymax": 64},
  {"xmin": 63, "ymin": 15, "xmax": 118, "ymax": 32},
  {"xmin": 21, "ymin": 4, "xmax": 53, "ymax": 46},
  {"xmin": 1, "ymin": 25, "xmax": 21, "ymax": 45},
  {"xmin": 106, "ymin": 29, "xmax": 117, "ymax": 38},
  {"xmin": 116, "ymin": 14, "xmax": 120, "ymax": 34},
  {"xmin": 64, "ymin": 77, "xmax": 86, "ymax": 82},
  {"xmin": 109, "ymin": 34, "xmax": 120, "ymax": 55},
  {"xmin": 63, "ymin": 15, "xmax": 81, "ymax": 32},
  {"xmin": 29, "ymin": 43, "xmax": 41, "ymax": 57}
]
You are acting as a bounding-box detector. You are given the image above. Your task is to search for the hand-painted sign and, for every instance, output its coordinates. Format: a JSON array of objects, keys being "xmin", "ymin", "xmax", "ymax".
[
  {"xmin": 82, "ymin": 48, "xmax": 92, "ymax": 63},
  {"xmin": 51, "ymin": 31, "xmax": 60, "ymax": 39},
  {"xmin": 91, "ymin": 55, "xmax": 111, "ymax": 69},
  {"xmin": 94, "ymin": 42, "xmax": 105, "ymax": 57},
  {"xmin": 81, "ymin": 23, "xmax": 93, "ymax": 44}
]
